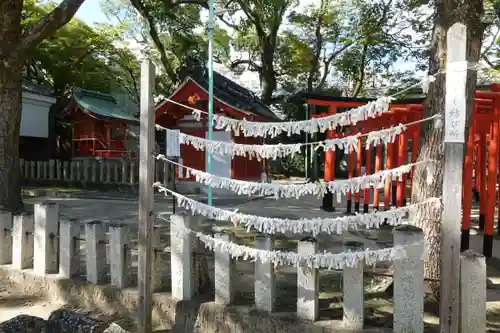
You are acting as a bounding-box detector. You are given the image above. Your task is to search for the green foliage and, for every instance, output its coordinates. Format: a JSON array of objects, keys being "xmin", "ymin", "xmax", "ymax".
[{"xmin": 24, "ymin": 0, "xmax": 140, "ymax": 105}]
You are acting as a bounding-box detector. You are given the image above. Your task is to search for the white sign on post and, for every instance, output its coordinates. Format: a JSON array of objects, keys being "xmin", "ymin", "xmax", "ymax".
[
  {"xmin": 444, "ymin": 24, "xmax": 467, "ymax": 143},
  {"xmin": 166, "ymin": 129, "xmax": 180, "ymax": 157}
]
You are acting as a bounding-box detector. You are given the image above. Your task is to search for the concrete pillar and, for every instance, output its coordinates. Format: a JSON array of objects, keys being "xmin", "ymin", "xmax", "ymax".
[
  {"xmin": 70, "ymin": 161, "xmax": 76, "ymax": 181},
  {"xmin": 393, "ymin": 225, "xmax": 424, "ymax": 333},
  {"xmin": 34, "ymin": 202, "xmax": 59, "ymax": 275},
  {"xmin": 151, "ymin": 226, "xmax": 164, "ymax": 292},
  {"xmin": 42, "ymin": 161, "xmax": 48, "ymax": 179},
  {"xmin": 170, "ymin": 213, "xmax": 193, "ymax": 300},
  {"xmin": 109, "ymin": 223, "xmax": 131, "ymax": 288},
  {"xmin": 56, "ymin": 160, "xmax": 62, "ymax": 180},
  {"xmin": 0, "ymin": 211, "xmax": 12, "ymax": 265},
  {"xmin": 20, "ymin": 159, "xmax": 24, "ymax": 179},
  {"xmin": 106, "ymin": 161, "xmax": 112, "ymax": 183},
  {"xmin": 98, "ymin": 160, "xmax": 105, "ymax": 183},
  {"xmin": 122, "ymin": 161, "xmax": 128, "ymax": 184},
  {"xmin": 460, "ymin": 250, "xmax": 486, "ymax": 333},
  {"xmin": 214, "ymin": 232, "xmax": 235, "ymax": 305},
  {"xmin": 91, "ymin": 160, "xmax": 97, "ymax": 182},
  {"xmin": 297, "ymin": 237, "xmax": 319, "ymax": 321},
  {"xmin": 75, "ymin": 161, "xmax": 81, "ymax": 181},
  {"xmin": 63, "ymin": 161, "xmax": 69, "ymax": 181},
  {"xmin": 59, "ymin": 219, "xmax": 80, "ymax": 278},
  {"xmin": 85, "ymin": 221, "xmax": 107, "ymax": 284},
  {"xmin": 130, "ymin": 161, "xmax": 135, "ymax": 185},
  {"xmin": 83, "ymin": 159, "xmax": 90, "ymax": 182},
  {"xmin": 115, "ymin": 162, "xmax": 121, "ymax": 183},
  {"xmin": 342, "ymin": 241, "xmax": 364, "ymax": 329},
  {"xmin": 24, "ymin": 160, "xmax": 30, "ymax": 180},
  {"xmin": 49, "ymin": 160, "xmax": 55, "ymax": 180},
  {"xmin": 37, "ymin": 161, "xmax": 43, "ymax": 179},
  {"xmin": 254, "ymin": 234, "xmax": 276, "ymax": 312},
  {"xmin": 12, "ymin": 213, "xmax": 34, "ymax": 270},
  {"xmin": 30, "ymin": 161, "xmax": 36, "ymax": 179}
]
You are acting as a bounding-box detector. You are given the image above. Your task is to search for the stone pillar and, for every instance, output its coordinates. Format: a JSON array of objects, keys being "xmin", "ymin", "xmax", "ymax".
[
  {"xmin": 70, "ymin": 161, "xmax": 77, "ymax": 181},
  {"xmin": 170, "ymin": 213, "xmax": 193, "ymax": 300},
  {"xmin": 393, "ymin": 225, "xmax": 424, "ymax": 333},
  {"xmin": 49, "ymin": 160, "xmax": 55, "ymax": 180},
  {"xmin": 151, "ymin": 226, "xmax": 164, "ymax": 293},
  {"xmin": 85, "ymin": 221, "xmax": 107, "ymax": 284},
  {"xmin": 343, "ymin": 241, "xmax": 364, "ymax": 329},
  {"xmin": 24, "ymin": 161, "xmax": 30, "ymax": 180},
  {"xmin": 109, "ymin": 223, "xmax": 131, "ymax": 288},
  {"xmin": 56, "ymin": 160, "xmax": 62, "ymax": 181},
  {"xmin": 63, "ymin": 161, "xmax": 69, "ymax": 181},
  {"xmin": 42, "ymin": 161, "xmax": 49, "ymax": 179},
  {"xmin": 30, "ymin": 161, "xmax": 36, "ymax": 179},
  {"xmin": 254, "ymin": 234, "xmax": 276, "ymax": 312},
  {"xmin": 100, "ymin": 160, "xmax": 106, "ymax": 183},
  {"xmin": 75, "ymin": 161, "xmax": 81, "ymax": 181},
  {"xmin": 59, "ymin": 219, "xmax": 81, "ymax": 278},
  {"xmin": 83, "ymin": 159, "xmax": 90, "ymax": 182},
  {"xmin": 214, "ymin": 232, "xmax": 235, "ymax": 305},
  {"xmin": 34, "ymin": 202, "xmax": 59, "ymax": 275},
  {"xmin": 37, "ymin": 161, "xmax": 43, "ymax": 179},
  {"xmin": 130, "ymin": 162, "xmax": 136, "ymax": 184},
  {"xmin": 91, "ymin": 160, "xmax": 97, "ymax": 182},
  {"xmin": 0, "ymin": 211, "xmax": 12, "ymax": 265},
  {"xmin": 155, "ymin": 160, "xmax": 161, "ymax": 183},
  {"xmin": 460, "ymin": 250, "xmax": 486, "ymax": 332},
  {"xmin": 122, "ymin": 161, "xmax": 128, "ymax": 184},
  {"xmin": 106, "ymin": 161, "xmax": 112, "ymax": 183},
  {"xmin": 114, "ymin": 162, "xmax": 120, "ymax": 183},
  {"xmin": 163, "ymin": 160, "xmax": 169, "ymax": 186},
  {"xmin": 297, "ymin": 237, "xmax": 319, "ymax": 321},
  {"xmin": 12, "ymin": 213, "xmax": 34, "ymax": 270}
]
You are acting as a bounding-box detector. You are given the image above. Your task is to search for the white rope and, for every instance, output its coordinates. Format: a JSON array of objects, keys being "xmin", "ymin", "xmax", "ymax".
[
  {"xmin": 155, "ymin": 115, "xmax": 440, "ymax": 160},
  {"xmin": 153, "ymin": 182, "xmax": 441, "ymax": 236},
  {"xmin": 157, "ymin": 208, "xmax": 426, "ymax": 269},
  {"xmin": 155, "ymin": 155, "xmax": 434, "ymax": 199}
]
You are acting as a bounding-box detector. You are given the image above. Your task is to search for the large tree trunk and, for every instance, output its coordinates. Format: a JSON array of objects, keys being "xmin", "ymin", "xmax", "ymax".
[{"xmin": 410, "ymin": 0, "xmax": 485, "ymax": 295}]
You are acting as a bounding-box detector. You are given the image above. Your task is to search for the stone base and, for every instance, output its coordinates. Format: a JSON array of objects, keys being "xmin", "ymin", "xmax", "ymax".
[{"xmin": 0, "ymin": 265, "xmax": 390, "ymax": 333}]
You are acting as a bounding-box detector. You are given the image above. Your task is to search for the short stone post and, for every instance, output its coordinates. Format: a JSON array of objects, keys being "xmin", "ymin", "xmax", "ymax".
[
  {"xmin": 63, "ymin": 161, "xmax": 70, "ymax": 181},
  {"xmin": 0, "ymin": 211, "xmax": 12, "ymax": 265},
  {"xmin": 297, "ymin": 237, "xmax": 319, "ymax": 321},
  {"xmin": 12, "ymin": 213, "xmax": 34, "ymax": 270},
  {"xmin": 114, "ymin": 162, "xmax": 120, "ymax": 183},
  {"xmin": 151, "ymin": 226, "xmax": 164, "ymax": 292},
  {"xmin": 122, "ymin": 161, "xmax": 128, "ymax": 184},
  {"xmin": 106, "ymin": 161, "xmax": 112, "ymax": 183},
  {"xmin": 43, "ymin": 161, "xmax": 49, "ymax": 179},
  {"xmin": 30, "ymin": 161, "xmax": 36, "ymax": 179},
  {"xmin": 254, "ymin": 234, "xmax": 276, "ymax": 312},
  {"xmin": 49, "ymin": 160, "xmax": 55, "ymax": 180},
  {"xmin": 59, "ymin": 219, "xmax": 81, "ymax": 277},
  {"xmin": 20, "ymin": 159, "xmax": 24, "ymax": 179},
  {"xmin": 75, "ymin": 161, "xmax": 82, "ymax": 181},
  {"xmin": 99, "ymin": 160, "xmax": 106, "ymax": 183},
  {"xmin": 56, "ymin": 160, "xmax": 62, "ymax": 180},
  {"xmin": 34, "ymin": 202, "xmax": 59, "ymax": 275},
  {"xmin": 214, "ymin": 232, "xmax": 235, "ymax": 305},
  {"xmin": 37, "ymin": 161, "xmax": 43, "ymax": 179},
  {"xmin": 393, "ymin": 225, "xmax": 424, "ymax": 333},
  {"xmin": 109, "ymin": 223, "xmax": 131, "ymax": 288},
  {"xmin": 460, "ymin": 250, "xmax": 486, "ymax": 332},
  {"xmin": 343, "ymin": 241, "xmax": 364, "ymax": 329},
  {"xmin": 170, "ymin": 213, "xmax": 193, "ymax": 300},
  {"xmin": 85, "ymin": 221, "xmax": 107, "ymax": 284},
  {"xmin": 83, "ymin": 159, "xmax": 90, "ymax": 182},
  {"xmin": 130, "ymin": 162, "xmax": 136, "ymax": 184},
  {"xmin": 70, "ymin": 161, "xmax": 77, "ymax": 181},
  {"xmin": 91, "ymin": 160, "xmax": 97, "ymax": 182}
]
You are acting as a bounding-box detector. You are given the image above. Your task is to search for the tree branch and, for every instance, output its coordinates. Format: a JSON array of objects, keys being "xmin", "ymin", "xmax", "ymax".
[
  {"xmin": 231, "ymin": 59, "xmax": 262, "ymax": 73},
  {"xmin": 21, "ymin": 0, "xmax": 86, "ymax": 52}
]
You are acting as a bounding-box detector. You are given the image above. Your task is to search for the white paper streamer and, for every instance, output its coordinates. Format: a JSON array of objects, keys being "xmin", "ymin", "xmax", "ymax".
[
  {"xmin": 190, "ymin": 96, "xmax": 394, "ymax": 138},
  {"xmin": 155, "ymin": 155, "xmax": 434, "ymax": 199},
  {"xmin": 153, "ymin": 183, "xmax": 441, "ymax": 236},
  {"xmin": 161, "ymin": 216, "xmax": 425, "ymax": 269}
]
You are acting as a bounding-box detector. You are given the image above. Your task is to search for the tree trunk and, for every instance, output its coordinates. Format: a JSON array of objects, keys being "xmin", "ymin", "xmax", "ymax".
[
  {"xmin": 410, "ymin": 0, "xmax": 485, "ymax": 296},
  {"xmin": 0, "ymin": 60, "xmax": 24, "ymax": 213}
]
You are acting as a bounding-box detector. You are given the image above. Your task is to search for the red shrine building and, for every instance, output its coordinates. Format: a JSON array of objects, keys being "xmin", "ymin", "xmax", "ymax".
[
  {"xmin": 155, "ymin": 67, "xmax": 280, "ymax": 184},
  {"xmin": 63, "ymin": 88, "xmax": 139, "ymax": 158}
]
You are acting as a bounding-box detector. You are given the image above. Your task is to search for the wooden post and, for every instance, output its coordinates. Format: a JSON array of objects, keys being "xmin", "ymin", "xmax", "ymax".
[
  {"xmin": 346, "ymin": 148, "xmax": 354, "ymax": 213},
  {"xmin": 440, "ymin": 22, "xmax": 467, "ymax": 333},
  {"xmin": 137, "ymin": 59, "xmax": 155, "ymax": 333}
]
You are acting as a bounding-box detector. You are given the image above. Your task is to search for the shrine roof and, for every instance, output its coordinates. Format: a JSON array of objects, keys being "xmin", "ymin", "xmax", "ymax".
[
  {"xmin": 72, "ymin": 88, "xmax": 138, "ymax": 123},
  {"xmin": 174, "ymin": 67, "xmax": 281, "ymax": 121},
  {"xmin": 293, "ymin": 92, "xmax": 425, "ymax": 105}
]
